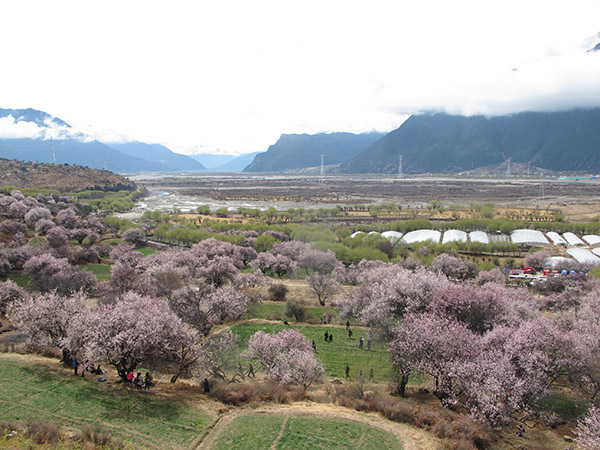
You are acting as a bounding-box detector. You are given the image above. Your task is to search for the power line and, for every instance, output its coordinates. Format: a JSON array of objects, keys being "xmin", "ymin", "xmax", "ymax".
[
  {"xmin": 398, "ymin": 155, "xmax": 403, "ymax": 179},
  {"xmin": 320, "ymin": 154, "xmax": 324, "ymax": 184},
  {"xmin": 49, "ymin": 137, "xmax": 56, "ymax": 164}
]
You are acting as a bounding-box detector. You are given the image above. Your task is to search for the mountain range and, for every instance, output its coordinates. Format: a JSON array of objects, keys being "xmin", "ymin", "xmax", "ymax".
[
  {"xmin": 244, "ymin": 132, "xmax": 385, "ymax": 172},
  {"xmin": 190, "ymin": 152, "xmax": 262, "ymax": 171},
  {"xmin": 3, "ymin": 107, "xmax": 600, "ymax": 175},
  {"xmin": 341, "ymin": 109, "xmax": 600, "ymax": 174},
  {"xmin": 0, "ymin": 108, "xmax": 206, "ymax": 173}
]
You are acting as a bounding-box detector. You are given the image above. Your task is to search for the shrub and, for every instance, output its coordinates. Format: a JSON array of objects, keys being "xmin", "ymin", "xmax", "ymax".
[
  {"xmin": 268, "ymin": 283, "xmax": 288, "ymax": 301},
  {"xmin": 24, "ymin": 420, "xmax": 61, "ymax": 444},
  {"xmin": 285, "ymin": 299, "xmax": 306, "ymax": 322}
]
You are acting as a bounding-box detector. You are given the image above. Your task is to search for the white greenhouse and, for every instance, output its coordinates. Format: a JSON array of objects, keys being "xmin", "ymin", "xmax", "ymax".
[
  {"xmin": 510, "ymin": 229, "xmax": 549, "ymax": 246},
  {"xmin": 563, "ymin": 232, "xmax": 585, "ymax": 246},
  {"xmin": 442, "ymin": 229, "xmax": 467, "ymax": 244},
  {"xmin": 381, "ymin": 231, "xmax": 404, "ymax": 244},
  {"xmin": 566, "ymin": 248, "xmax": 600, "ymax": 264},
  {"xmin": 401, "ymin": 229, "xmax": 441, "ymax": 244},
  {"xmin": 546, "ymin": 232, "xmax": 567, "ymax": 246},
  {"xmin": 469, "ymin": 231, "xmax": 489, "ymax": 244},
  {"xmin": 582, "ymin": 235, "xmax": 600, "ymax": 246}
]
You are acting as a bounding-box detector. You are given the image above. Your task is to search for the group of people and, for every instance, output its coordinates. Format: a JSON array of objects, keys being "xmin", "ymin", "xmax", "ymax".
[
  {"xmin": 72, "ymin": 359, "xmax": 103, "ymax": 377},
  {"xmin": 125, "ymin": 370, "xmax": 153, "ymax": 390}
]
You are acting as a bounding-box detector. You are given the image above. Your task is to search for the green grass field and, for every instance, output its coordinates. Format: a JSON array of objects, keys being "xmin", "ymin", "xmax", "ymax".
[
  {"xmin": 80, "ymin": 263, "xmax": 112, "ymax": 281},
  {"xmin": 213, "ymin": 414, "xmax": 402, "ymax": 450},
  {"xmin": 245, "ymin": 302, "xmax": 340, "ymax": 323},
  {"xmin": 230, "ymin": 322, "xmax": 394, "ymax": 381},
  {"xmin": 0, "ymin": 355, "xmax": 211, "ymax": 449}
]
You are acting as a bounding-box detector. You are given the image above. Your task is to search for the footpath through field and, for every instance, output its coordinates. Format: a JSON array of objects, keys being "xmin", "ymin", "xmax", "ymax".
[{"xmin": 193, "ymin": 403, "xmax": 442, "ymax": 450}]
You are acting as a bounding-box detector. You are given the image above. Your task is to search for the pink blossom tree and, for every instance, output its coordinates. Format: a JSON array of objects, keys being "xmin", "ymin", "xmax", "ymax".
[
  {"xmin": 168, "ymin": 285, "xmax": 251, "ymax": 336},
  {"xmin": 24, "ymin": 207, "xmax": 52, "ymax": 228},
  {"xmin": 45, "ymin": 226, "xmax": 69, "ymax": 248},
  {"xmin": 524, "ymin": 250, "xmax": 551, "ymax": 271},
  {"xmin": 341, "ymin": 266, "xmax": 449, "ymax": 335},
  {"xmin": 244, "ymin": 329, "xmax": 323, "ymax": 388},
  {"xmin": 82, "ymin": 292, "xmax": 196, "ymax": 381},
  {"xmin": 475, "ymin": 268, "xmax": 506, "ymax": 286},
  {"xmin": 430, "ymin": 253, "xmax": 478, "ymax": 281},
  {"xmin": 251, "ymin": 253, "xmax": 296, "ymax": 277},
  {"xmin": 56, "ymin": 208, "xmax": 79, "ymax": 229},
  {"xmin": 429, "ymin": 282, "xmax": 512, "ymax": 334},
  {"xmin": 390, "ymin": 313, "xmax": 479, "ymax": 400},
  {"xmin": 23, "ymin": 253, "xmax": 96, "ymax": 295},
  {"xmin": 576, "ymin": 406, "xmax": 600, "ymax": 450},
  {"xmin": 7, "ymin": 291, "xmax": 87, "ymax": 365},
  {"xmin": 0, "ymin": 280, "xmax": 28, "ymax": 316},
  {"xmin": 121, "ymin": 227, "xmax": 147, "ymax": 247},
  {"xmin": 34, "ymin": 219, "xmax": 56, "ymax": 234},
  {"xmin": 297, "ymin": 248, "xmax": 338, "ymax": 274},
  {"xmin": 271, "ymin": 240, "xmax": 311, "ymax": 260},
  {"xmin": 308, "ymin": 272, "xmax": 340, "ymax": 306},
  {"xmin": 196, "ymin": 330, "xmax": 240, "ymax": 381}
]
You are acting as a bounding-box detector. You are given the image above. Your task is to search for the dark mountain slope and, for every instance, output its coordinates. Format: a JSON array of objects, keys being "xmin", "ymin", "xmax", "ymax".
[
  {"xmin": 244, "ymin": 132, "xmax": 384, "ymax": 172},
  {"xmin": 341, "ymin": 109, "xmax": 600, "ymax": 174},
  {"xmin": 108, "ymin": 142, "xmax": 206, "ymax": 171}
]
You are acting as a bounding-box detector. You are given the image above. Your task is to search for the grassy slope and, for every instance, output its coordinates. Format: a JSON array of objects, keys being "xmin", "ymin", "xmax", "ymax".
[
  {"xmin": 0, "ymin": 354, "xmax": 212, "ymax": 449},
  {"xmin": 213, "ymin": 414, "xmax": 402, "ymax": 450},
  {"xmin": 231, "ymin": 322, "xmax": 393, "ymax": 381}
]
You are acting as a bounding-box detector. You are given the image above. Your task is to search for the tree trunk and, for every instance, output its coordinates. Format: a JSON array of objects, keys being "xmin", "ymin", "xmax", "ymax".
[{"xmin": 61, "ymin": 349, "xmax": 73, "ymax": 368}]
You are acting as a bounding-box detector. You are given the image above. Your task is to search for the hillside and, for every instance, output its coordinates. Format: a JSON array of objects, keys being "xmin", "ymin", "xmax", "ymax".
[
  {"xmin": 215, "ymin": 151, "xmax": 262, "ymax": 171},
  {"xmin": 341, "ymin": 109, "xmax": 600, "ymax": 174},
  {"xmin": 0, "ymin": 158, "xmax": 137, "ymax": 192},
  {"xmin": 0, "ymin": 108, "xmax": 202, "ymax": 173},
  {"xmin": 108, "ymin": 142, "xmax": 206, "ymax": 172},
  {"xmin": 244, "ymin": 132, "xmax": 384, "ymax": 172}
]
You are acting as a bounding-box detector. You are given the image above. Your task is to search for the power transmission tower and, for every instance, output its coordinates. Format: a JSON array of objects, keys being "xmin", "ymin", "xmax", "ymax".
[
  {"xmin": 49, "ymin": 137, "xmax": 56, "ymax": 164},
  {"xmin": 505, "ymin": 157, "xmax": 511, "ymax": 177},
  {"xmin": 103, "ymin": 158, "xmax": 108, "ymax": 170},
  {"xmin": 320, "ymin": 154, "xmax": 324, "ymax": 184},
  {"xmin": 527, "ymin": 162, "xmax": 531, "ymax": 177},
  {"xmin": 398, "ymin": 155, "xmax": 403, "ymax": 179}
]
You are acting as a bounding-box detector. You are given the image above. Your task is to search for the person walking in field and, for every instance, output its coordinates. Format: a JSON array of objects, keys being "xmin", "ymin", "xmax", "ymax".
[
  {"xmin": 345, "ymin": 365, "xmax": 350, "ymax": 379},
  {"xmin": 73, "ymin": 359, "xmax": 78, "ymax": 376},
  {"xmin": 348, "ymin": 328, "xmax": 353, "ymax": 339},
  {"xmin": 359, "ymin": 337, "xmax": 364, "ymax": 349},
  {"xmin": 324, "ymin": 330, "xmax": 329, "ymax": 341}
]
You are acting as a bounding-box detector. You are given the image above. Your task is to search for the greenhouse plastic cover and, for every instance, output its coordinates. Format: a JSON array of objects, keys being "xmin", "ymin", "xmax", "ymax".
[
  {"xmin": 350, "ymin": 231, "xmax": 365, "ymax": 238},
  {"xmin": 510, "ymin": 229, "xmax": 549, "ymax": 245},
  {"xmin": 401, "ymin": 229, "xmax": 441, "ymax": 244},
  {"xmin": 469, "ymin": 231, "xmax": 489, "ymax": 244},
  {"xmin": 563, "ymin": 232, "xmax": 585, "ymax": 246},
  {"xmin": 567, "ymin": 248, "xmax": 600, "ymax": 264},
  {"xmin": 546, "ymin": 232, "xmax": 567, "ymax": 245},
  {"xmin": 592, "ymin": 248, "xmax": 600, "ymax": 257},
  {"xmin": 582, "ymin": 235, "xmax": 600, "ymax": 246},
  {"xmin": 381, "ymin": 231, "xmax": 403, "ymax": 244},
  {"xmin": 442, "ymin": 230, "xmax": 467, "ymax": 244}
]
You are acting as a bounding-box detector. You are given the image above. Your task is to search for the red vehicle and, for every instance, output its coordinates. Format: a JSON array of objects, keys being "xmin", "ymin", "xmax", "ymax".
[{"xmin": 522, "ymin": 266, "xmax": 537, "ymax": 274}]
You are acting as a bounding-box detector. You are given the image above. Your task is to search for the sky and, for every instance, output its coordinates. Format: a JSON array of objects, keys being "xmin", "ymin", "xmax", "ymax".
[{"xmin": 1, "ymin": 1, "xmax": 599, "ymax": 155}]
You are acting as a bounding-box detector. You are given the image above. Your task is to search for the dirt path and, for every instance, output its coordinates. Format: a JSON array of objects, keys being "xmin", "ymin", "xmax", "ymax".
[{"xmin": 194, "ymin": 402, "xmax": 442, "ymax": 450}]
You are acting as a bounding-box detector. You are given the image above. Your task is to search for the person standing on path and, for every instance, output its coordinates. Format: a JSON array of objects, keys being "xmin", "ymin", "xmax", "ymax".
[
  {"xmin": 203, "ymin": 378, "xmax": 210, "ymax": 394},
  {"xmin": 73, "ymin": 359, "xmax": 78, "ymax": 376}
]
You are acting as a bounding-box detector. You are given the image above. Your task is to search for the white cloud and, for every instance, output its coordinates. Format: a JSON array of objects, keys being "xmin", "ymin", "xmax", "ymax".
[
  {"xmin": 0, "ymin": 114, "xmax": 95, "ymax": 142},
  {"xmin": 0, "ymin": 116, "xmax": 43, "ymax": 139}
]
